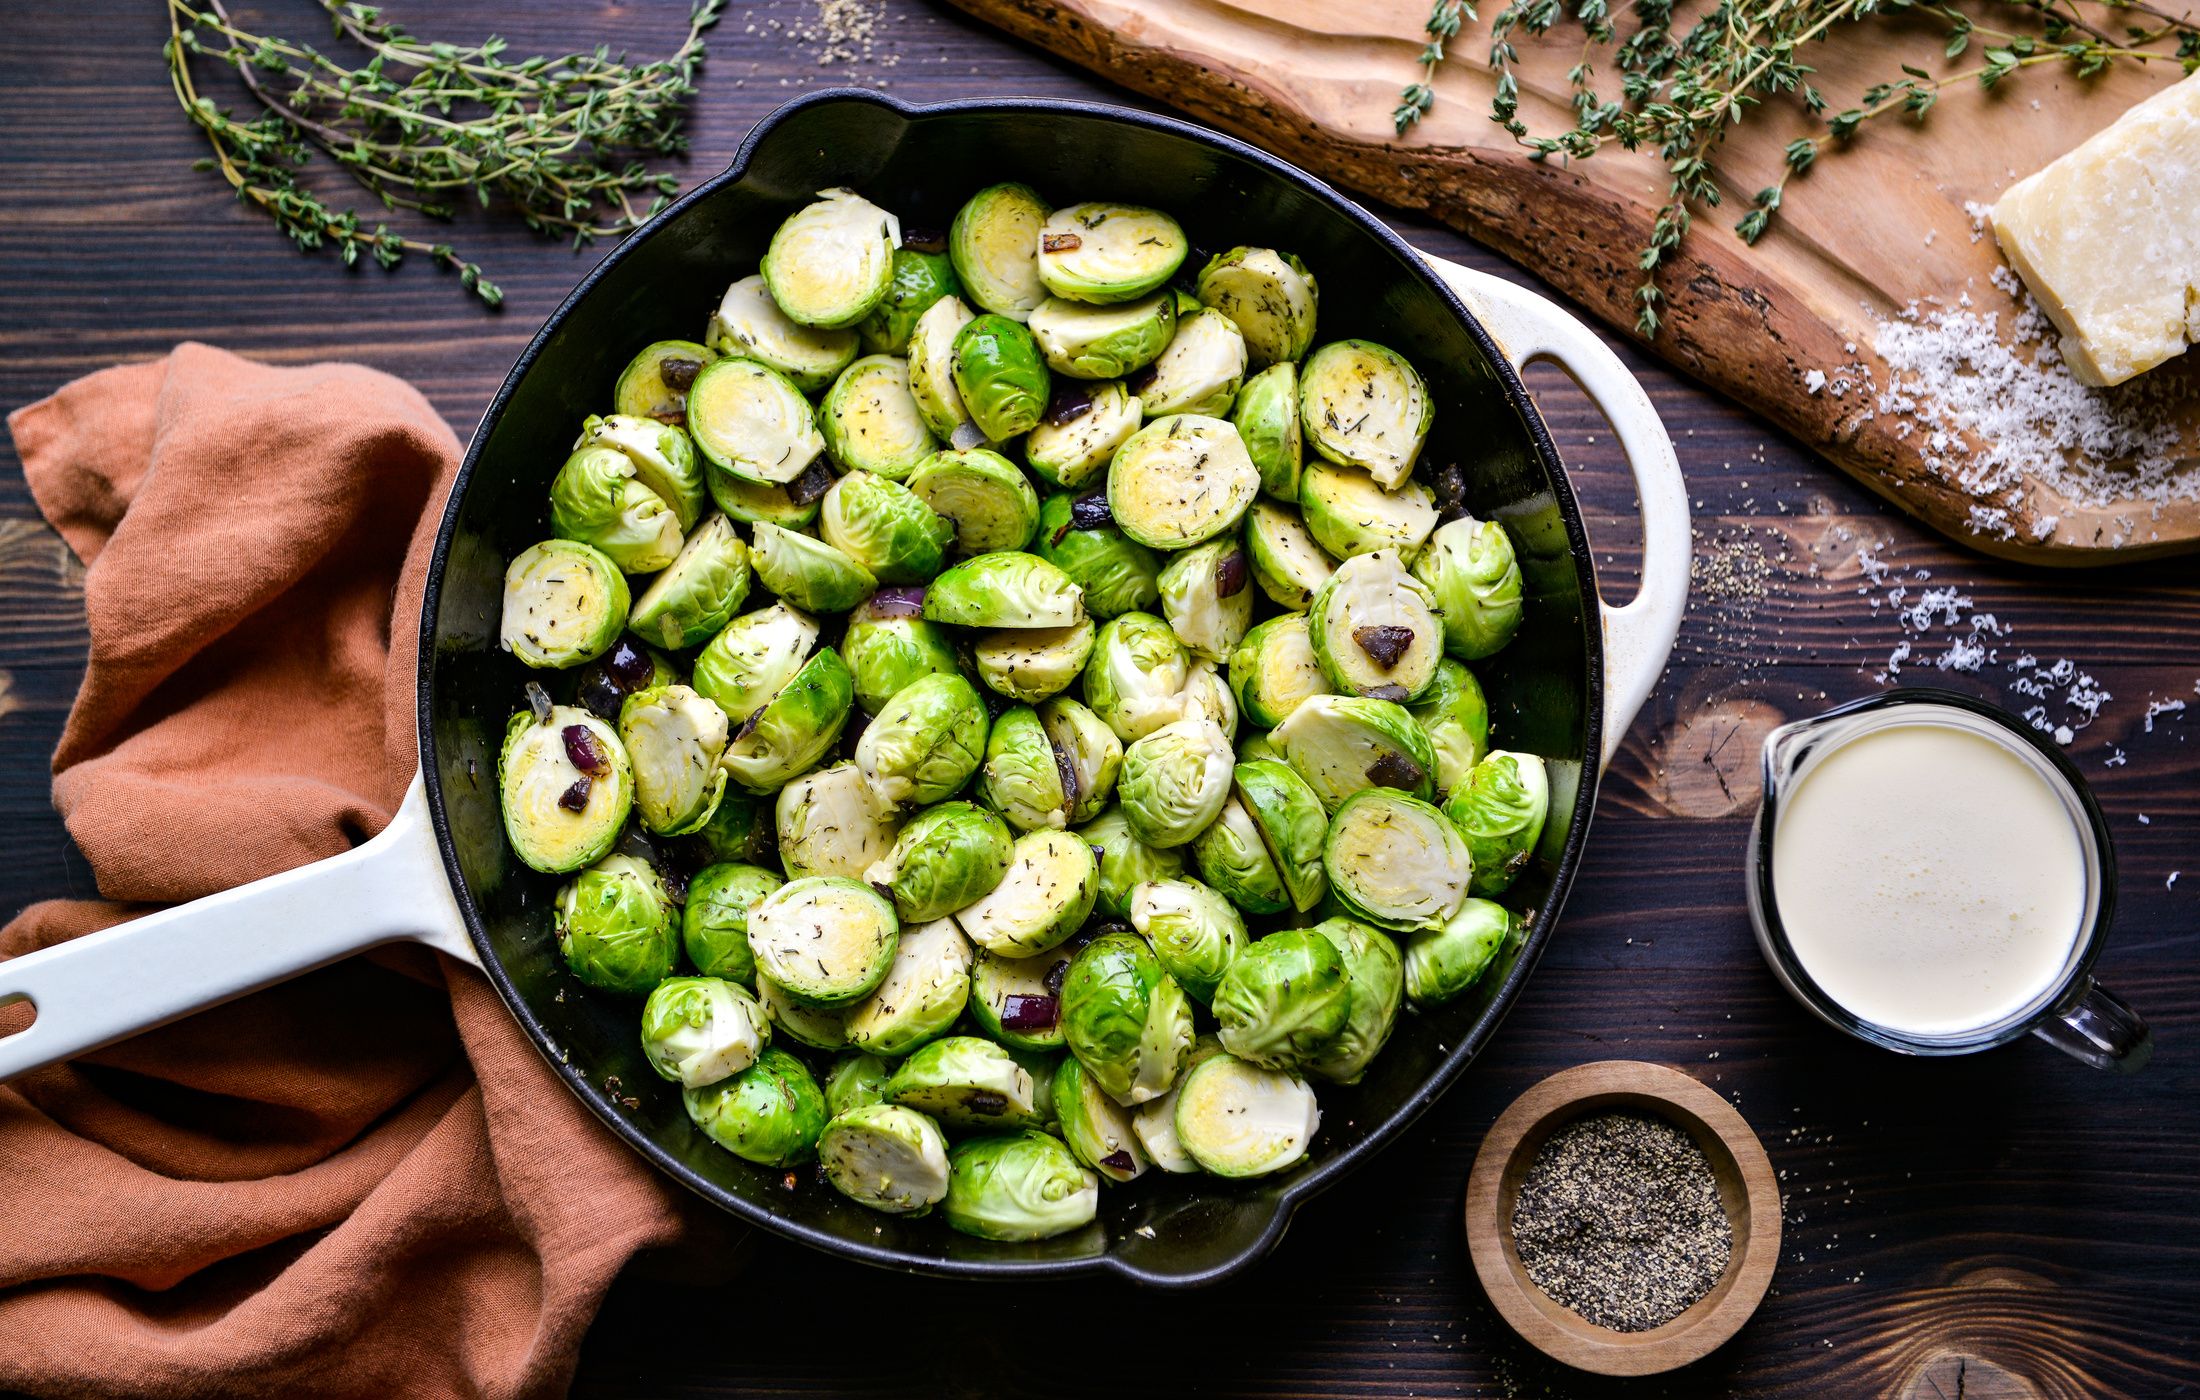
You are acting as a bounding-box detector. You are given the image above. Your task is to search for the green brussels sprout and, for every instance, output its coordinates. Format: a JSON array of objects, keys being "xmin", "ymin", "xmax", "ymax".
[
  {"xmin": 756, "ymin": 973, "xmax": 851, "ymax": 1051},
  {"xmin": 819, "ymin": 358, "xmax": 939, "ymax": 483},
  {"xmin": 555, "ymin": 854, "xmax": 677, "ymax": 995},
  {"xmin": 1323, "ymin": 787, "xmax": 1473, "ymax": 932},
  {"xmin": 1053, "ymin": 1055, "xmax": 1149, "ymax": 1183},
  {"xmin": 688, "ymin": 600, "xmax": 820, "ymax": 726},
  {"xmin": 1130, "ymin": 877, "xmax": 1248, "ymax": 1003},
  {"xmin": 1028, "ymin": 293, "xmax": 1176, "ymax": 379},
  {"xmin": 1403, "ymin": 897, "xmax": 1516, "ymax": 1006},
  {"xmin": 1007, "ymin": 1045, "xmax": 1064, "ymax": 1130},
  {"xmin": 1118, "ymin": 718, "xmax": 1234, "ymax": 849},
  {"xmin": 1447, "ymin": 750, "xmax": 1550, "ymax": 896},
  {"xmin": 688, "ymin": 791, "xmax": 772, "ymax": 866},
  {"xmin": 1243, "ymin": 499, "xmax": 1339, "ymax": 611},
  {"xmin": 1305, "ymin": 918, "xmax": 1404, "ymax": 1084},
  {"xmin": 943, "ymin": 1130, "xmax": 1099, "ymax": 1241},
  {"xmin": 683, "ymin": 862, "xmax": 783, "ymax": 983},
  {"xmin": 906, "ymin": 295, "xmax": 981, "ymax": 444},
  {"xmin": 1171, "ymin": 1053, "xmax": 1322, "ymax": 1178},
  {"xmin": 618, "ymin": 684, "xmax": 731, "ymax": 836},
  {"xmin": 1309, "ymin": 550, "xmax": 1444, "ymax": 704},
  {"xmin": 820, "ymin": 1103, "xmax": 953, "ymax": 1214},
  {"xmin": 499, "ymin": 706, "xmax": 632, "ymax": 874},
  {"xmin": 1107, "ymin": 414, "xmax": 1261, "ymax": 551},
  {"xmin": 576, "ymin": 413, "xmax": 707, "ymax": 531},
  {"xmin": 846, "ymin": 916, "xmax": 973, "ymax": 1057},
  {"xmin": 886, "ymin": 1035, "xmax": 1037, "ymax": 1129},
  {"xmin": 1135, "ymin": 307, "xmax": 1247, "ymax": 418},
  {"xmin": 1189, "ymin": 795, "xmax": 1289, "ymax": 918},
  {"xmin": 1035, "ymin": 491, "xmax": 1162, "ymax": 616},
  {"xmin": 952, "ymin": 314, "xmax": 1052, "ymax": 442},
  {"xmin": 640, "ymin": 976, "xmax": 770, "ymax": 1089},
  {"xmin": 1061, "ymin": 931, "xmax": 1196, "ymax": 1106},
  {"xmin": 684, "ymin": 1046, "xmax": 828, "ymax": 1166},
  {"xmin": 1273, "ymin": 693, "xmax": 1438, "ymax": 810},
  {"xmin": 1179, "ymin": 658, "xmax": 1239, "ymax": 743},
  {"xmin": 1299, "ymin": 339, "xmax": 1432, "ymax": 489},
  {"xmin": 906, "ymin": 448, "xmax": 1042, "ymax": 554},
  {"xmin": 549, "ymin": 445, "xmax": 684, "ymax": 574},
  {"xmin": 824, "ymin": 1050, "xmax": 895, "ymax": 1117},
  {"xmin": 776, "ymin": 760, "xmax": 903, "ymax": 880},
  {"xmin": 841, "ymin": 590, "xmax": 963, "ymax": 713},
  {"xmin": 1229, "ymin": 614, "xmax": 1329, "ymax": 730},
  {"xmin": 855, "ymin": 672, "xmax": 990, "ymax": 811},
  {"xmin": 1410, "ymin": 658, "xmax": 1492, "ymax": 796},
  {"xmin": 1079, "ymin": 807, "xmax": 1187, "ymax": 918},
  {"xmin": 615, "ymin": 339, "xmax": 719, "ymax": 424},
  {"xmin": 628, "ymin": 513, "xmax": 751, "ymax": 650},
  {"xmin": 1025, "ymin": 381, "xmax": 1144, "ymax": 490},
  {"xmin": 1231, "ymin": 361, "xmax": 1305, "ymax": 501},
  {"xmin": 1080, "ymin": 612, "xmax": 1191, "ymax": 743},
  {"xmin": 974, "ymin": 619, "xmax": 1095, "ymax": 702},
  {"xmin": 749, "ymin": 876, "xmax": 900, "ymax": 1007},
  {"xmin": 1197, "ymin": 247, "xmax": 1320, "ymax": 368},
  {"xmin": 859, "ymin": 247, "xmax": 962, "ymax": 355},
  {"xmin": 979, "ymin": 706, "xmax": 1072, "ymax": 832},
  {"xmin": 1234, "ymin": 758, "xmax": 1330, "ymax": 913},
  {"xmin": 866, "ymin": 800, "xmax": 1013, "ymax": 922},
  {"xmin": 1415, "ymin": 515, "xmax": 1526, "ymax": 660},
  {"xmin": 1128, "ymin": 1034, "xmax": 1225, "ymax": 1173},
  {"xmin": 948, "ymin": 182, "xmax": 1051, "ymax": 322},
  {"xmin": 1158, "ymin": 537, "xmax": 1254, "ymax": 661},
  {"xmin": 499, "ymin": 540, "xmax": 631, "ymax": 669},
  {"xmin": 968, "ymin": 942, "xmax": 1077, "ymax": 1050},
  {"xmin": 719, "ymin": 647, "xmax": 856, "ymax": 793},
  {"xmin": 953, "ymin": 828, "xmax": 1099, "ymax": 957},
  {"xmin": 1036, "ymin": 201, "xmax": 1188, "ymax": 303},
  {"xmin": 687, "ymin": 357, "xmax": 827, "ymax": 488},
  {"xmin": 820, "ymin": 469, "xmax": 953, "ymax": 583},
  {"xmin": 707, "ymin": 469, "xmax": 821, "ymax": 533},
  {"xmin": 761, "ymin": 186, "xmax": 899, "ymax": 329},
  {"xmin": 1046, "ymin": 696, "xmax": 1124, "ymax": 825},
  {"xmin": 749, "ymin": 520, "xmax": 877, "ymax": 615},
  {"xmin": 707, "ymin": 273, "xmax": 858, "ymax": 393},
  {"xmin": 923, "ymin": 552, "xmax": 1084, "ymax": 628},
  {"xmin": 1237, "ymin": 729, "xmax": 1284, "ymax": 765},
  {"xmin": 1299, "ymin": 460, "xmax": 1438, "ymax": 562},
  {"xmin": 1212, "ymin": 928, "xmax": 1351, "ymax": 1071}
]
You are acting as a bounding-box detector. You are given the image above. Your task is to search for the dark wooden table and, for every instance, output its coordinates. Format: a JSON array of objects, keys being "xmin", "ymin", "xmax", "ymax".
[{"xmin": 3, "ymin": 3, "xmax": 2194, "ymax": 1395}]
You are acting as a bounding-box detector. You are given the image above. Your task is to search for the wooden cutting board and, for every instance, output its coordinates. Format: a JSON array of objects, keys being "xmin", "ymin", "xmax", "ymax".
[{"xmin": 944, "ymin": 0, "xmax": 2200, "ymax": 564}]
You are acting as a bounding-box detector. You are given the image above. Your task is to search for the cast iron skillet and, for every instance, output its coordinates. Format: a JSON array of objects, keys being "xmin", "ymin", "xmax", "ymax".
[{"xmin": 0, "ymin": 92, "xmax": 1689, "ymax": 1287}]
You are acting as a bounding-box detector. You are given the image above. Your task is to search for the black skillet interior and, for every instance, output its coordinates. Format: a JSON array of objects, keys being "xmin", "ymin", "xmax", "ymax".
[{"xmin": 420, "ymin": 92, "xmax": 1604, "ymax": 1285}]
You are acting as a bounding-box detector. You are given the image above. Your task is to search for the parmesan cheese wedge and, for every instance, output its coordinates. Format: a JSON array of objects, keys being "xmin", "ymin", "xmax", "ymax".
[{"xmin": 1992, "ymin": 73, "xmax": 2200, "ymax": 388}]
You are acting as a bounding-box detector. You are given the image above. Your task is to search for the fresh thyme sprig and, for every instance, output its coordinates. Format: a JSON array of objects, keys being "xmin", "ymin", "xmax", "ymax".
[
  {"xmin": 1397, "ymin": 2, "xmax": 1478, "ymax": 131},
  {"xmin": 163, "ymin": 0, "xmax": 725, "ymax": 306}
]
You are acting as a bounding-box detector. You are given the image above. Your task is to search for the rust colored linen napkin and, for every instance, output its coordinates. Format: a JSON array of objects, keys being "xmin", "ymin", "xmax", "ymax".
[{"xmin": 0, "ymin": 343, "xmax": 702, "ymax": 1399}]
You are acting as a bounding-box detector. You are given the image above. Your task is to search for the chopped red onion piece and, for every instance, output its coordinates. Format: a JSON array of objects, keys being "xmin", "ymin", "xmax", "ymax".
[
  {"xmin": 1043, "ymin": 959, "xmax": 1071, "ymax": 996},
  {"xmin": 1353, "ymin": 625, "xmax": 1417, "ymax": 669},
  {"xmin": 1366, "ymin": 751, "xmax": 1427, "ymax": 789},
  {"xmin": 558, "ymin": 776, "xmax": 592, "ymax": 812},
  {"xmin": 1052, "ymin": 740, "xmax": 1082, "ymax": 811},
  {"xmin": 658, "ymin": 357, "xmax": 703, "ymax": 392},
  {"xmin": 563, "ymin": 725, "xmax": 611, "ymax": 775},
  {"xmin": 524, "ymin": 681, "xmax": 554, "ymax": 726},
  {"xmin": 576, "ymin": 672, "xmax": 625, "ymax": 722},
  {"xmin": 1068, "ymin": 490, "xmax": 1114, "ymax": 531},
  {"xmin": 965, "ymin": 1090, "xmax": 1010, "ymax": 1117},
  {"xmin": 1215, "ymin": 548, "xmax": 1249, "ymax": 598},
  {"xmin": 866, "ymin": 586, "xmax": 927, "ymax": 619},
  {"xmin": 899, "ymin": 225, "xmax": 947, "ymax": 254},
  {"xmin": 1041, "ymin": 232, "xmax": 1083, "ymax": 253},
  {"xmin": 1042, "ymin": 382, "xmax": 1095, "ymax": 427},
  {"xmin": 787, "ymin": 459, "xmax": 835, "ymax": 505},
  {"xmin": 1098, "ymin": 1150, "xmax": 1136, "ymax": 1173},
  {"xmin": 606, "ymin": 638, "xmax": 653, "ymax": 689},
  {"xmin": 999, "ymin": 994, "xmax": 1060, "ymax": 1031}
]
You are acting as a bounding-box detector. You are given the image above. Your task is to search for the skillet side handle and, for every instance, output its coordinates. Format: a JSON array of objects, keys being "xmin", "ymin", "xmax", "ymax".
[
  {"xmin": 0, "ymin": 772, "xmax": 475, "ymax": 1083},
  {"xmin": 1417, "ymin": 253, "xmax": 1690, "ymax": 772}
]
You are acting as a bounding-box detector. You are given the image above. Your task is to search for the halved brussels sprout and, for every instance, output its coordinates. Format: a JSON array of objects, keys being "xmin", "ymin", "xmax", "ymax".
[
  {"xmin": 974, "ymin": 619, "xmax": 1095, "ymax": 702},
  {"xmin": 1212, "ymin": 928, "xmax": 1351, "ymax": 1071},
  {"xmin": 1404, "ymin": 897, "xmax": 1516, "ymax": 1006},
  {"xmin": 1228, "ymin": 615, "xmax": 1327, "ymax": 730},
  {"xmin": 1190, "ymin": 795, "xmax": 1289, "ymax": 918},
  {"xmin": 1415, "ymin": 515, "xmax": 1526, "ymax": 660},
  {"xmin": 761, "ymin": 187, "xmax": 899, "ymax": 329},
  {"xmin": 840, "ymin": 589, "xmax": 962, "ymax": 714},
  {"xmin": 1034, "ymin": 490, "xmax": 1161, "ymax": 618},
  {"xmin": 1080, "ymin": 807, "xmax": 1187, "ymax": 919},
  {"xmin": 1306, "ymin": 917, "xmax": 1404, "ymax": 1085},
  {"xmin": 688, "ymin": 600, "xmax": 820, "ymax": 725},
  {"xmin": 1447, "ymin": 750, "xmax": 1550, "ymax": 896},
  {"xmin": 952, "ymin": 315, "xmax": 1052, "ymax": 442},
  {"xmin": 1037, "ymin": 202, "xmax": 1188, "ymax": 304},
  {"xmin": 1243, "ymin": 499, "xmax": 1339, "ymax": 610},
  {"xmin": 1324, "ymin": 787, "xmax": 1473, "ymax": 932},
  {"xmin": 1172, "ymin": 1054, "xmax": 1321, "ymax": 1178},
  {"xmin": 1309, "ymin": 550, "xmax": 1444, "ymax": 704},
  {"xmin": 954, "ymin": 827, "xmax": 1099, "ymax": 957},
  {"xmin": 689, "ymin": 793, "xmax": 771, "ymax": 869},
  {"xmin": 500, "ymin": 540, "xmax": 630, "ymax": 669},
  {"xmin": 619, "ymin": 684, "xmax": 731, "ymax": 836},
  {"xmin": 820, "ymin": 1103, "xmax": 953, "ymax": 1214},
  {"xmin": 943, "ymin": 1130, "xmax": 1099, "ymax": 1241},
  {"xmin": 968, "ymin": 942, "xmax": 1077, "ymax": 1050},
  {"xmin": 1028, "ymin": 293, "xmax": 1176, "ymax": 379},
  {"xmin": 1300, "ymin": 460, "xmax": 1438, "ymax": 561},
  {"xmin": 641, "ymin": 976, "xmax": 770, "ymax": 1089},
  {"xmin": 1300, "ymin": 339, "xmax": 1432, "ymax": 489},
  {"xmin": 708, "ymin": 273, "xmax": 859, "ymax": 393},
  {"xmin": 1181, "ymin": 659, "xmax": 1239, "ymax": 744},
  {"xmin": 749, "ymin": 520, "xmax": 877, "ymax": 615},
  {"xmin": 1134, "ymin": 308, "xmax": 1247, "ymax": 418},
  {"xmin": 1129, "ymin": 1033, "xmax": 1224, "ymax": 1173},
  {"xmin": 905, "ymin": 295, "xmax": 981, "ymax": 444},
  {"xmin": 628, "ymin": 514, "xmax": 750, "ymax": 650},
  {"xmin": 1234, "ymin": 758, "xmax": 1330, "ymax": 913},
  {"xmin": 886, "ymin": 1035, "xmax": 1036, "ymax": 1129},
  {"xmin": 1273, "ymin": 693, "xmax": 1438, "ymax": 810},
  {"xmin": 500, "ymin": 706, "xmax": 632, "ymax": 874},
  {"xmin": 866, "ymin": 800, "xmax": 1013, "ymax": 922},
  {"xmin": 846, "ymin": 916, "xmax": 973, "ymax": 1057},
  {"xmin": 923, "ymin": 552, "xmax": 1084, "ymax": 628},
  {"xmin": 1237, "ymin": 729, "xmax": 1284, "ymax": 765},
  {"xmin": 577, "ymin": 413, "xmax": 707, "ymax": 531},
  {"xmin": 1043, "ymin": 696, "xmax": 1123, "ymax": 825},
  {"xmin": 686, "ymin": 357, "xmax": 827, "ymax": 487},
  {"xmin": 756, "ymin": 972, "xmax": 851, "ymax": 1051},
  {"xmin": 1130, "ymin": 877, "xmax": 1248, "ymax": 1003},
  {"xmin": 615, "ymin": 341, "xmax": 719, "ymax": 431},
  {"xmin": 776, "ymin": 761, "xmax": 903, "ymax": 881},
  {"xmin": 683, "ymin": 862, "xmax": 783, "ymax": 984},
  {"xmin": 859, "ymin": 247, "xmax": 962, "ymax": 355},
  {"xmin": 720, "ymin": 647, "xmax": 856, "ymax": 793},
  {"xmin": 1025, "ymin": 381, "xmax": 1144, "ymax": 490},
  {"xmin": 549, "ymin": 446, "xmax": 684, "ymax": 574},
  {"xmin": 906, "ymin": 448, "xmax": 1042, "ymax": 554},
  {"xmin": 707, "ymin": 469, "xmax": 821, "ymax": 532},
  {"xmin": 948, "ymin": 182, "xmax": 1051, "ymax": 321},
  {"xmin": 749, "ymin": 876, "xmax": 900, "ymax": 1007},
  {"xmin": 819, "ymin": 358, "xmax": 938, "ymax": 483},
  {"xmin": 1080, "ymin": 612, "xmax": 1190, "ymax": 743},
  {"xmin": 1061, "ymin": 931, "xmax": 1195, "ymax": 1106},
  {"xmin": 555, "ymin": 854, "xmax": 677, "ymax": 995},
  {"xmin": 978, "ymin": 706, "xmax": 1071, "ymax": 832},
  {"xmin": 1410, "ymin": 658, "xmax": 1492, "ymax": 797},
  {"xmin": 824, "ymin": 1050, "xmax": 894, "ymax": 1117},
  {"xmin": 855, "ymin": 672, "xmax": 990, "ymax": 811},
  {"xmin": 1118, "ymin": 718, "xmax": 1234, "ymax": 849},
  {"xmin": 1232, "ymin": 361, "xmax": 1304, "ymax": 500},
  {"xmin": 820, "ymin": 470, "xmax": 952, "ymax": 584},
  {"xmin": 684, "ymin": 1046, "xmax": 828, "ymax": 1166},
  {"xmin": 1197, "ymin": 247, "xmax": 1320, "ymax": 368},
  {"xmin": 1053, "ymin": 1056, "xmax": 1149, "ymax": 1183},
  {"xmin": 1107, "ymin": 414, "xmax": 1260, "ymax": 551},
  {"xmin": 1158, "ymin": 537, "xmax": 1253, "ymax": 661}
]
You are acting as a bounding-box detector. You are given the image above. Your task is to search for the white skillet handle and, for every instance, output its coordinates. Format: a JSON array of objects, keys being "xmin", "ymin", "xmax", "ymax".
[
  {"xmin": 0, "ymin": 772, "xmax": 475, "ymax": 1082},
  {"xmin": 1418, "ymin": 254, "xmax": 1690, "ymax": 771}
]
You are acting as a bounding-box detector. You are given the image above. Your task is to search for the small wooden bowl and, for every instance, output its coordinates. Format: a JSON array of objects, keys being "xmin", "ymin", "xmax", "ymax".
[{"xmin": 1463, "ymin": 1060, "xmax": 1780, "ymax": 1376}]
